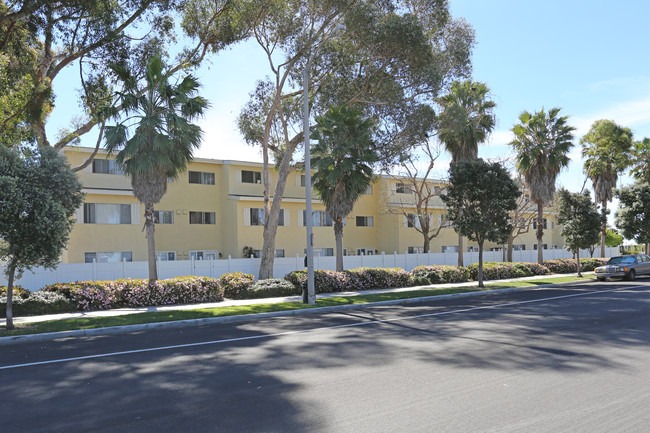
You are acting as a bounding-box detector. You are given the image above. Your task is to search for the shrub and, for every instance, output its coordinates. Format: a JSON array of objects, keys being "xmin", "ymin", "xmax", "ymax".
[
  {"xmin": 466, "ymin": 262, "xmax": 548, "ymax": 281},
  {"xmin": 411, "ymin": 265, "xmax": 470, "ymax": 285},
  {"xmin": 579, "ymin": 258, "xmax": 609, "ymax": 271},
  {"xmin": 0, "ymin": 285, "xmax": 29, "ymax": 298},
  {"xmin": 544, "ymin": 259, "xmax": 581, "ymax": 274},
  {"xmin": 284, "ymin": 270, "xmax": 347, "ymax": 293},
  {"xmin": 347, "ymin": 267, "xmax": 413, "ymax": 290},
  {"xmin": 219, "ymin": 272, "xmax": 255, "ymax": 299},
  {"xmin": 1, "ymin": 291, "xmax": 76, "ymax": 317},
  {"xmin": 513, "ymin": 262, "xmax": 549, "ymax": 277},
  {"xmin": 248, "ymin": 279, "xmax": 300, "ymax": 299}
]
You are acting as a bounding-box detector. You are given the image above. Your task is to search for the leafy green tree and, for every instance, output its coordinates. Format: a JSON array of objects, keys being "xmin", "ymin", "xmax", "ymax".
[
  {"xmin": 436, "ymin": 80, "xmax": 496, "ymax": 266},
  {"xmin": 236, "ymin": 0, "xmax": 475, "ymax": 279},
  {"xmin": 510, "ymin": 107, "xmax": 575, "ymax": 265},
  {"xmin": 615, "ymin": 181, "xmax": 650, "ymax": 252},
  {"xmin": 580, "ymin": 119, "xmax": 633, "ymax": 258},
  {"xmin": 441, "ymin": 159, "xmax": 520, "ymax": 288},
  {"xmin": 630, "ymin": 137, "xmax": 650, "ymax": 183},
  {"xmin": 311, "ymin": 106, "xmax": 378, "ymax": 271},
  {"xmin": 556, "ymin": 189, "xmax": 601, "ymax": 277},
  {"xmin": 0, "ymin": 146, "xmax": 83, "ymax": 330},
  {"xmin": 1, "ymin": 0, "xmax": 241, "ymax": 162},
  {"xmin": 104, "ymin": 55, "xmax": 208, "ymax": 282},
  {"xmin": 605, "ymin": 228, "xmax": 624, "ymax": 248}
]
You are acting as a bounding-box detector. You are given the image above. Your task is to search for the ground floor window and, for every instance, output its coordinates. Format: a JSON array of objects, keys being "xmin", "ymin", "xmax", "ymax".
[
  {"xmin": 356, "ymin": 248, "xmax": 374, "ymax": 256},
  {"xmin": 408, "ymin": 246, "xmax": 424, "ymax": 254},
  {"xmin": 533, "ymin": 244, "xmax": 548, "ymax": 250},
  {"xmin": 442, "ymin": 246, "xmax": 458, "ymax": 253},
  {"xmin": 85, "ymin": 251, "xmax": 132, "ymax": 263},
  {"xmin": 156, "ymin": 251, "xmax": 176, "ymax": 261},
  {"xmin": 189, "ymin": 250, "xmax": 218, "ymax": 260}
]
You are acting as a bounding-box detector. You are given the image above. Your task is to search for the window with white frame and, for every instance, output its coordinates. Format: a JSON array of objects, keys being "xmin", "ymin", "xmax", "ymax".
[
  {"xmin": 92, "ymin": 159, "xmax": 123, "ymax": 175},
  {"xmin": 356, "ymin": 248, "xmax": 374, "ymax": 255},
  {"xmin": 189, "ymin": 250, "xmax": 218, "ymax": 260},
  {"xmin": 442, "ymin": 246, "xmax": 458, "ymax": 253},
  {"xmin": 154, "ymin": 210, "xmax": 174, "ymax": 224},
  {"xmin": 467, "ymin": 246, "xmax": 479, "ymax": 252},
  {"xmin": 189, "ymin": 211, "xmax": 215, "ymax": 224},
  {"xmin": 395, "ymin": 182, "xmax": 411, "ymax": 194},
  {"xmin": 298, "ymin": 174, "xmax": 306, "ymax": 187},
  {"xmin": 356, "ymin": 216, "xmax": 373, "ymax": 227},
  {"xmin": 83, "ymin": 203, "xmax": 132, "ymax": 224},
  {"xmin": 241, "ymin": 170, "xmax": 262, "ymax": 184},
  {"xmin": 408, "ymin": 246, "xmax": 424, "ymax": 254},
  {"xmin": 532, "ymin": 218, "xmax": 548, "ymax": 230},
  {"xmin": 156, "ymin": 251, "xmax": 176, "ymax": 261},
  {"xmin": 513, "ymin": 244, "xmax": 526, "ymax": 251},
  {"xmin": 533, "ymin": 244, "xmax": 548, "ymax": 250},
  {"xmin": 189, "ymin": 171, "xmax": 215, "ymax": 185},
  {"xmin": 245, "ymin": 208, "xmax": 286, "ymax": 226},
  {"xmin": 300, "ymin": 210, "xmax": 332, "ymax": 227},
  {"xmin": 85, "ymin": 251, "xmax": 132, "ymax": 263},
  {"xmin": 406, "ymin": 213, "xmax": 431, "ymax": 229}
]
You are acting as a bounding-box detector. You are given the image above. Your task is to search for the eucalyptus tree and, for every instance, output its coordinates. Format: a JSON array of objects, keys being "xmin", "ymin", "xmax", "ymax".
[
  {"xmin": 580, "ymin": 119, "xmax": 633, "ymax": 258},
  {"xmin": 104, "ymin": 55, "xmax": 208, "ymax": 282},
  {"xmin": 630, "ymin": 137, "xmax": 650, "ymax": 183},
  {"xmin": 436, "ymin": 80, "xmax": 496, "ymax": 266},
  {"xmin": 556, "ymin": 189, "xmax": 601, "ymax": 277},
  {"xmin": 0, "ymin": 146, "xmax": 83, "ymax": 330},
  {"xmin": 235, "ymin": 0, "xmax": 475, "ymax": 279},
  {"xmin": 0, "ymin": 0, "xmax": 243, "ymax": 166},
  {"xmin": 510, "ymin": 107, "xmax": 575, "ymax": 265},
  {"xmin": 311, "ymin": 105, "xmax": 378, "ymax": 271},
  {"xmin": 615, "ymin": 181, "xmax": 650, "ymax": 253}
]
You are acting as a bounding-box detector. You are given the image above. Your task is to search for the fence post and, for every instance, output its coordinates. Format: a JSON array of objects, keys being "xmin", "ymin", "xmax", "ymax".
[
  {"xmin": 92, "ymin": 258, "xmax": 97, "ymax": 281},
  {"xmin": 123, "ymin": 257, "xmax": 127, "ymax": 279},
  {"xmin": 382, "ymin": 251, "xmax": 385, "ymax": 267},
  {"xmin": 190, "ymin": 257, "xmax": 195, "ymax": 276},
  {"xmin": 209, "ymin": 257, "xmax": 214, "ymax": 278},
  {"xmin": 228, "ymin": 255, "xmax": 232, "ymax": 273},
  {"xmin": 296, "ymin": 253, "xmax": 300, "ymax": 269}
]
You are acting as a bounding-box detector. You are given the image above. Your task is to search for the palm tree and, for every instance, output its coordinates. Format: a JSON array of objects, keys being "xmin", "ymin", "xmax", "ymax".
[
  {"xmin": 436, "ymin": 80, "xmax": 496, "ymax": 266},
  {"xmin": 311, "ymin": 106, "xmax": 378, "ymax": 271},
  {"xmin": 580, "ymin": 119, "xmax": 633, "ymax": 257},
  {"xmin": 104, "ymin": 55, "xmax": 208, "ymax": 282},
  {"xmin": 630, "ymin": 137, "xmax": 650, "ymax": 183},
  {"xmin": 510, "ymin": 107, "xmax": 575, "ymax": 265}
]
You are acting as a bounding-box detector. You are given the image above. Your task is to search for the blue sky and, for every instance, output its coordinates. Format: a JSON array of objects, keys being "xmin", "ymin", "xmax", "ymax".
[{"xmin": 49, "ymin": 0, "xmax": 650, "ymax": 198}]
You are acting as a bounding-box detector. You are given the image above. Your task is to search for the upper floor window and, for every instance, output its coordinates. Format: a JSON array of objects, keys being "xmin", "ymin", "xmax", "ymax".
[
  {"xmin": 532, "ymin": 218, "xmax": 548, "ymax": 230},
  {"xmin": 92, "ymin": 159, "xmax": 123, "ymax": 175},
  {"xmin": 189, "ymin": 171, "xmax": 215, "ymax": 185},
  {"xmin": 189, "ymin": 211, "xmax": 215, "ymax": 224},
  {"xmin": 356, "ymin": 216, "xmax": 374, "ymax": 227},
  {"xmin": 245, "ymin": 208, "xmax": 286, "ymax": 226},
  {"xmin": 154, "ymin": 210, "xmax": 174, "ymax": 224},
  {"xmin": 395, "ymin": 182, "xmax": 411, "ymax": 194},
  {"xmin": 301, "ymin": 210, "xmax": 333, "ymax": 227},
  {"xmin": 241, "ymin": 170, "xmax": 262, "ymax": 184},
  {"xmin": 84, "ymin": 203, "xmax": 131, "ymax": 224},
  {"xmin": 299, "ymin": 174, "xmax": 306, "ymax": 187}
]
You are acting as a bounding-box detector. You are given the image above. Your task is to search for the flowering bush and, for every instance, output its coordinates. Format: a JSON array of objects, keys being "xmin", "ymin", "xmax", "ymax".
[
  {"xmin": 467, "ymin": 262, "xmax": 549, "ymax": 281},
  {"xmin": 347, "ymin": 267, "xmax": 413, "ymax": 290},
  {"xmin": 0, "ymin": 285, "xmax": 29, "ymax": 298},
  {"xmin": 1, "ymin": 290, "xmax": 76, "ymax": 317},
  {"xmin": 411, "ymin": 265, "xmax": 470, "ymax": 285},
  {"xmin": 248, "ymin": 279, "xmax": 300, "ymax": 299},
  {"xmin": 219, "ymin": 272, "xmax": 255, "ymax": 299},
  {"xmin": 543, "ymin": 259, "xmax": 580, "ymax": 274},
  {"xmin": 512, "ymin": 262, "xmax": 549, "ymax": 277}
]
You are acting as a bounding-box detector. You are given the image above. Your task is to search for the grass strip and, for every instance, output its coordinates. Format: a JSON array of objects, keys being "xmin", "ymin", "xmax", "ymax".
[{"xmin": 1, "ymin": 275, "xmax": 593, "ymax": 337}]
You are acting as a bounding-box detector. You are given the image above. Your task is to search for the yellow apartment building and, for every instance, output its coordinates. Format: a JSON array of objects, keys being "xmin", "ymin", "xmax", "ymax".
[{"xmin": 62, "ymin": 146, "xmax": 564, "ymax": 264}]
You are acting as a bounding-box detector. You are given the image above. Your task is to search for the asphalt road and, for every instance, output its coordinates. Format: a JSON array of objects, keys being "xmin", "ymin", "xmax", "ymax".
[{"xmin": 1, "ymin": 279, "xmax": 649, "ymax": 433}]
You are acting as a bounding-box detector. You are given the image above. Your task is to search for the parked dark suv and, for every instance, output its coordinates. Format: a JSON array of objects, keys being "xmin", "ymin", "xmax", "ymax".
[{"xmin": 594, "ymin": 254, "xmax": 650, "ymax": 281}]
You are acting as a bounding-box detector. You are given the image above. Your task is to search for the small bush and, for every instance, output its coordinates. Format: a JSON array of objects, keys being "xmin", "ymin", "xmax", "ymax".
[
  {"xmin": 0, "ymin": 286, "xmax": 29, "ymax": 298},
  {"xmin": 248, "ymin": 279, "xmax": 300, "ymax": 299},
  {"xmin": 544, "ymin": 259, "xmax": 580, "ymax": 274},
  {"xmin": 1, "ymin": 291, "xmax": 76, "ymax": 317},
  {"xmin": 284, "ymin": 270, "xmax": 347, "ymax": 293},
  {"xmin": 411, "ymin": 265, "xmax": 470, "ymax": 285},
  {"xmin": 579, "ymin": 258, "xmax": 609, "ymax": 271},
  {"xmin": 219, "ymin": 272, "xmax": 255, "ymax": 299},
  {"xmin": 347, "ymin": 267, "xmax": 413, "ymax": 290},
  {"xmin": 467, "ymin": 262, "xmax": 548, "ymax": 281}
]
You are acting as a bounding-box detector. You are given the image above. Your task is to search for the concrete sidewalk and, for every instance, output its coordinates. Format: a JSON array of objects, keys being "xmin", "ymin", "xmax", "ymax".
[{"xmin": 1, "ymin": 273, "xmax": 583, "ymax": 327}]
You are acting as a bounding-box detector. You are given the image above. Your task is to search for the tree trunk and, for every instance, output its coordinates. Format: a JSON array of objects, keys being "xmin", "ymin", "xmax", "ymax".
[
  {"xmin": 423, "ymin": 235, "xmax": 430, "ymax": 254},
  {"xmin": 458, "ymin": 234, "xmax": 464, "ymax": 267},
  {"xmin": 600, "ymin": 200, "xmax": 607, "ymax": 258},
  {"xmin": 576, "ymin": 248, "xmax": 582, "ymax": 277},
  {"xmin": 507, "ymin": 236, "xmax": 514, "ymax": 262},
  {"xmin": 477, "ymin": 241, "xmax": 484, "ymax": 288},
  {"xmin": 144, "ymin": 201, "xmax": 158, "ymax": 283},
  {"xmin": 5, "ymin": 262, "xmax": 16, "ymax": 330},
  {"xmin": 334, "ymin": 219, "xmax": 344, "ymax": 272},
  {"xmin": 536, "ymin": 202, "xmax": 544, "ymax": 265},
  {"xmin": 259, "ymin": 148, "xmax": 293, "ymax": 280}
]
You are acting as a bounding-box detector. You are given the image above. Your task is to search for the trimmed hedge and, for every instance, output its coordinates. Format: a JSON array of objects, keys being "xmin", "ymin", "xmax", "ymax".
[
  {"xmin": 466, "ymin": 262, "xmax": 549, "ymax": 281},
  {"xmin": 219, "ymin": 272, "xmax": 255, "ymax": 299},
  {"xmin": 543, "ymin": 258, "xmax": 608, "ymax": 273},
  {"xmin": 248, "ymin": 279, "xmax": 300, "ymax": 299},
  {"xmin": 411, "ymin": 265, "xmax": 470, "ymax": 285},
  {"xmin": 284, "ymin": 267, "xmax": 413, "ymax": 293}
]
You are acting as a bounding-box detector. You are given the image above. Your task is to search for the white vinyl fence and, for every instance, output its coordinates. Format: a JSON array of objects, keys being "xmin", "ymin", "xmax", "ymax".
[{"xmin": 1, "ymin": 247, "xmax": 619, "ymax": 291}]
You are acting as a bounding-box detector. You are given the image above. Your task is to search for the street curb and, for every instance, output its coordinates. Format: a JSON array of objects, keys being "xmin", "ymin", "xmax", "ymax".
[{"xmin": 0, "ymin": 278, "xmax": 595, "ymax": 346}]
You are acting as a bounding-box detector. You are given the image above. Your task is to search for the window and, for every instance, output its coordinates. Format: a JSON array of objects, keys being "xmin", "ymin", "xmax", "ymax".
[
  {"xmin": 533, "ymin": 244, "xmax": 548, "ymax": 250},
  {"xmin": 189, "ymin": 211, "xmax": 215, "ymax": 224},
  {"xmin": 246, "ymin": 208, "xmax": 286, "ymax": 226},
  {"xmin": 490, "ymin": 247, "xmax": 502, "ymax": 252},
  {"xmin": 364, "ymin": 184, "xmax": 373, "ymax": 194},
  {"xmin": 442, "ymin": 246, "xmax": 458, "ymax": 253},
  {"xmin": 189, "ymin": 171, "xmax": 215, "ymax": 185},
  {"xmin": 190, "ymin": 250, "xmax": 218, "ymax": 260},
  {"xmin": 513, "ymin": 244, "xmax": 526, "ymax": 251},
  {"xmin": 241, "ymin": 170, "xmax": 262, "ymax": 184},
  {"xmin": 356, "ymin": 248, "xmax": 374, "ymax": 256},
  {"xmin": 467, "ymin": 246, "xmax": 479, "ymax": 252},
  {"xmin": 154, "ymin": 210, "xmax": 174, "ymax": 224},
  {"xmin": 274, "ymin": 249, "xmax": 285, "ymax": 258},
  {"xmin": 301, "ymin": 210, "xmax": 332, "ymax": 227},
  {"xmin": 395, "ymin": 182, "xmax": 411, "ymax": 194},
  {"xmin": 299, "ymin": 174, "xmax": 306, "ymax": 187},
  {"xmin": 408, "ymin": 246, "xmax": 424, "ymax": 254},
  {"xmin": 156, "ymin": 251, "xmax": 176, "ymax": 261},
  {"xmin": 85, "ymin": 251, "xmax": 132, "ymax": 263},
  {"xmin": 92, "ymin": 159, "xmax": 123, "ymax": 175},
  {"xmin": 406, "ymin": 213, "xmax": 429, "ymax": 229},
  {"xmin": 356, "ymin": 216, "xmax": 373, "ymax": 227},
  {"xmin": 532, "ymin": 218, "xmax": 548, "ymax": 230},
  {"xmin": 83, "ymin": 203, "xmax": 131, "ymax": 224}
]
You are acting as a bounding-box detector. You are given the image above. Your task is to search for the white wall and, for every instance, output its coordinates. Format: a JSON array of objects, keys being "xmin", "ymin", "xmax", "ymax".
[{"xmin": 1, "ymin": 247, "xmax": 619, "ymax": 291}]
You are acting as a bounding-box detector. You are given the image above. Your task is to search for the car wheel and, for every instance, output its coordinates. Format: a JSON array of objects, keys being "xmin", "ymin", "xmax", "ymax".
[
  {"xmin": 596, "ymin": 277, "xmax": 605, "ymax": 282},
  {"xmin": 626, "ymin": 270, "xmax": 636, "ymax": 281}
]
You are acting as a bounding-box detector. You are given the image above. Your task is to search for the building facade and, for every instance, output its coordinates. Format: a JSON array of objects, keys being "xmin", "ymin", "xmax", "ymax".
[{"xmin": 62, "ymin": 147, "xmax": 564, "ymax": 264}]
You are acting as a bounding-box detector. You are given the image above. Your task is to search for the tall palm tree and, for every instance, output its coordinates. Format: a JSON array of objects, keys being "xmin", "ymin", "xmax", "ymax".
[
  {"xmin": 311, "ymin": 106, "xmax": 378, "ymax": 271},
  {"xmin": 104, "ymin": 55, "xmax": 208, "ymax": 282},
  {"xmin": 510, "ymin": 107, "xmax": 575, "ymax": 265},
  {"xmin": 580, "ymin": 119, "xmax": 633, "ymax": 257},
  {"xmin": 436, "ymin": 80, "xmax": 496, "ymax": 266}
]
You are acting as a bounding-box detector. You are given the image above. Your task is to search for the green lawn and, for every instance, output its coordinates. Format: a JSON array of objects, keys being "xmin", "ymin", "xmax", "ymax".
[{"xmin": 0, "ymin": 275, "xmax": 593, "ymax": 337}]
